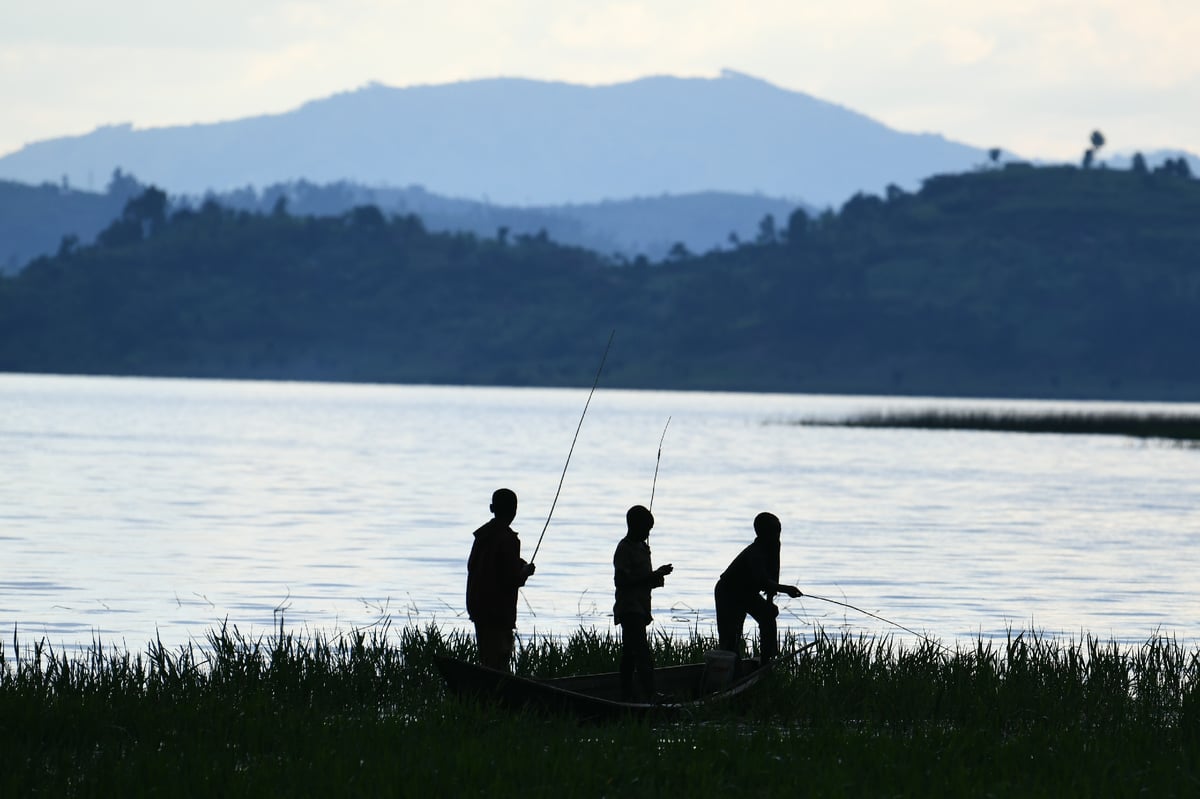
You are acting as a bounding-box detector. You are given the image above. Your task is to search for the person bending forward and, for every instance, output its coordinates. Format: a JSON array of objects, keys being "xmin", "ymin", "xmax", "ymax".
[{"xmin": 714, "ymin": 511, "xmax": 802, "ymax": 662}]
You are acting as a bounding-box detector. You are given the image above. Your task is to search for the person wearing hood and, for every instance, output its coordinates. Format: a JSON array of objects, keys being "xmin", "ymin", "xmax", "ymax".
[
  {"xmin": 466, "ymin": 488, "xmax": 535, "ymax": 671},
  {"xmin": 613, "ymin": 504, "xmax": 673, "ymax": 700},
  {"xmin": 714, "ymin": 511, "xmax": 802, "ymax": 662}
]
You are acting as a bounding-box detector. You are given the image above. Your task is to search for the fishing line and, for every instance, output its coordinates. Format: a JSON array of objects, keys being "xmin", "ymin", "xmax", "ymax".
[
  {"xmin": 803, "ymin": 592, "xmax": 954, "ymax": 655},
  {"xmin": 530, "ymin": 330, "xmax": 615, "ymax": 563},
  {"xmin": 649, "ymin": 416, "xmax": 671, "ymax": 511}
]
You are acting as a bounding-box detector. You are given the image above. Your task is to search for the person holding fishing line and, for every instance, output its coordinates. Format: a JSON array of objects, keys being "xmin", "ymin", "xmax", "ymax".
[
  {"xmin": 714, "ymin": 511, "xmax": 802, "ymax": 663},
  {"xmin": 613, "ymin": 504, "xmax": 673, "ymax": 701},
  {"xmin": 466, "ymin": 488, "xmax": 535, "ymax": 672}
]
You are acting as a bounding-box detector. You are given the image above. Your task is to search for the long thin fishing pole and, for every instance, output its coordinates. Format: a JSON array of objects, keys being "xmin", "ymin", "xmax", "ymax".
[
  {"xmin": 804, "ymin": 592, "xmax": 953, "ymax": 654},
  {"xmin": 649, "ymin": 416, "xmax": 671, "ymax": 511},
  {"xmin": 530, "ymin": 330, "xmax": 615, "ymax": 563}
]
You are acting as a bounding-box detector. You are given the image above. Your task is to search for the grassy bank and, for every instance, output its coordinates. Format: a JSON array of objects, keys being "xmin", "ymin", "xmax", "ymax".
[
  {"xmin": 796, "ymin": 409, "xmax": 1200, "ymax": 442},
  {"xmin": 2, "ymin": 624, "xmax": 1197, "ymax": 796}
]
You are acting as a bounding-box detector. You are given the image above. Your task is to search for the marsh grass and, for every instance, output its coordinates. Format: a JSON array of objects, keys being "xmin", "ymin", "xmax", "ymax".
[
  {"xmin": 2, "ymin": 624, "xmax": 1197, "ymax": 795},
  {"xmin": 795, "ymin": 409, "xmax": 1200, "ymax": 442}
]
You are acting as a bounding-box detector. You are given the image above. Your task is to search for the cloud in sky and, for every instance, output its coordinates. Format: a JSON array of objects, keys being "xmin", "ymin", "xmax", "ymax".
[{"xmin": 3, "ymin": 0, "xmax": 1198, "ymax": 161}]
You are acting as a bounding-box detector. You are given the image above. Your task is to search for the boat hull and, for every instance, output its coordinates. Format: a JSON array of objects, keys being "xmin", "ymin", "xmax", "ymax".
[{"xmin": 434, "ymin": 654, "xmax": 771, "ymax": 721}]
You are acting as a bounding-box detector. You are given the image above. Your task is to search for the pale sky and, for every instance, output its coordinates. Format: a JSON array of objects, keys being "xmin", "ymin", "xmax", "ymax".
[{"xmin": 3, "ymin": 0, "xmax": 1198, "ymax": 161}]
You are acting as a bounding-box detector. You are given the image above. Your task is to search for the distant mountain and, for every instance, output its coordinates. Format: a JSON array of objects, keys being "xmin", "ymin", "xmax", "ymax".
[
  {"xmin": 0, "ymin": 171, "xmax": 803, "ymax": 273},
  {"xmin": 0, "ymin": 70, "xmax": 993, "ymax": 208},
  {"xmin": 210, "ymin": 181, "xmax": 804, "ymax": 260},
  {"xmin": 0, "ymin": 177, "xmax": 140, "ymax": 273}
]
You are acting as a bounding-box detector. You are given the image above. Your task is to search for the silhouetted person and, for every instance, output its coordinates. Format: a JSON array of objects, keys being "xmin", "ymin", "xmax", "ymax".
[
  {"xmin": 613, "ymin": 504, "xmax": 673, "ymax": 700},
  {"xmin": 466, "ymin": 488, "xmax": 535, "ymax": 671},
  {"xmin": 714, "ymin": 512, "xmax": 802, "ymax": 662}
]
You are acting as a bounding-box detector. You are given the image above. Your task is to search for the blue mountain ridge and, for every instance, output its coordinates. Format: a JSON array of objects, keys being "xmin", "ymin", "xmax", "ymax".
[{"xmin": 0, "ymin": 70, "xmax": 992, "ymax": 208}]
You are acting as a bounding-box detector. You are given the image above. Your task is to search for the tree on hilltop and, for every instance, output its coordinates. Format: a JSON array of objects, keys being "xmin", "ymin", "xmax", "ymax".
[{"xmin": 1082, "ymin": 130, "xmax": 1106, "ymax": 169}]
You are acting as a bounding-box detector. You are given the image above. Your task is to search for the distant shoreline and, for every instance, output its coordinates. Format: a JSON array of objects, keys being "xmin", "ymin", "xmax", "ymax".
[
  {"xmin": 6, "ymin": 368, "xmax": 1200, "ymax": 408},
  {"xmin": 793, "ymin": 408, "xmax": 1200, "ymax": 442}
]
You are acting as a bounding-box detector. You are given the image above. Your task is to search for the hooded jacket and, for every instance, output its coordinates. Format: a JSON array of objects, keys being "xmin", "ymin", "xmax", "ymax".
[{"xmin": 466, "ymin": 518, "xmax": 530, "ymax": 628}]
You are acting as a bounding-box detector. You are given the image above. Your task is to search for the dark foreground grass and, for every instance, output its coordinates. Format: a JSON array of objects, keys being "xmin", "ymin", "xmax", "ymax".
[
  {"xmin": 2, "ymin": 623, "xmax": 1198, "ymax": 796},
  {"xmin": 795, "ymin": 409, "xmax": 1200, "ymax": 442}
]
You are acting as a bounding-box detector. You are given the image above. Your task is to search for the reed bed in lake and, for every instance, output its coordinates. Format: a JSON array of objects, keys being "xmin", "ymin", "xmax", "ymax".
[
  {"xmin": 2, "ymin": 624, "xmax": 1196, "ymax": 794},
  {"xmin": 795, "ymin": 409, "xmax": 1200, "ymax": 441}
]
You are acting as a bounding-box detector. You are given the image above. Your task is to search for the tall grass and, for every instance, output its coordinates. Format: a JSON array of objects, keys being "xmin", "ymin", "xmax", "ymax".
[
  {"xmin": 2, "ymin": 623, "xmax": 1197, "ymax": 795},
  {"xmin": 761, "ymin": 629, "xmax": 1200, "ymax": 733}
]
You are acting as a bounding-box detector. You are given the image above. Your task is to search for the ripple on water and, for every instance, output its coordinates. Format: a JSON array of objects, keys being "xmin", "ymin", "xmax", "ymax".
[{"xmin": 2, "ymin": 375, "xmax": 1199, "ymax": 649}]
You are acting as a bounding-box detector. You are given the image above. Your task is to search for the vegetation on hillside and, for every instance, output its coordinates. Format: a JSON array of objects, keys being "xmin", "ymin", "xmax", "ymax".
[
  {"xmin": 1, "ymin": 160, "xmax": 1198, "ymax": 399},
  {"xmin": 0, "ymin": 172, "xmax": 802, "ymax": 268},
  {"xmin": 0, "ymin": 172, "xmax": 142, "ymax": 273}
]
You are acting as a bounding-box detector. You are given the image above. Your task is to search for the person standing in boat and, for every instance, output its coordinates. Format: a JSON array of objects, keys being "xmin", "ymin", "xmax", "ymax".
[
  {"xmin": 466, "ymin": 488, "xmax": 535, "ymax": 672},
  {"xmin": 714, "ymin": 511, "xmax": 802, "ymax": 662},
  {"xmin": 613, "ymin": 504, "xmax": 673, "ymax": 700}
]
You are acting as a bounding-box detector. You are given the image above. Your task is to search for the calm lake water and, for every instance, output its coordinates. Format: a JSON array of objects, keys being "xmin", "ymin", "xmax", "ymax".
[{"xmin": 2, "ymin": 373, "xmax": 1198, "ymax": 652}]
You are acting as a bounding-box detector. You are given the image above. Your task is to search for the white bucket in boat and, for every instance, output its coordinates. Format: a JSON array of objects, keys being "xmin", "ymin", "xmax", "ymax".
[{"xmin": 701, "ymin": 649, "xmax": 738, "ymax": 692}]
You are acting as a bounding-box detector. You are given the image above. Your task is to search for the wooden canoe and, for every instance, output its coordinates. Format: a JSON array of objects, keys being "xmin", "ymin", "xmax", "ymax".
[{"xmin": 434, "ymin": 653, "xmax": 774, "ymax": 721}]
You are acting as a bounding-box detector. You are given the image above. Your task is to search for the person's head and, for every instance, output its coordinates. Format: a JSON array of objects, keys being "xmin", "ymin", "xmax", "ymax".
[
  {"xmin": 626, "ymin": 504, "xmax": 654, "ymax": 540},
  {"xmin": 490, "ymin": 488, "xmax": 518, "ymax": 524},
  {"xmin": 753, "ymin": 511, "xmax": 781, "ymax": 542}
]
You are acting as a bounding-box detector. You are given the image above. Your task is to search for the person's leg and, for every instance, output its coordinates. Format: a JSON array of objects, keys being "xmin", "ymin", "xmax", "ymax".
[
  {"xmin": 475, "ymin": 623, "xmax": 513, "ymax": 672},
  {"xmin": 619, "ymin": 618, "xmax": 655, "ymax": 700},
  {"xmin": 745, "ymin": 595, "xmax": 779, "ymax": 661},
  {"xmin": 715, "ymin": 585, "xmax": 746, "ymax": 655},
  {"xmin": 618, "ymin": 618, "xmax": 636, "ymax": 699},
  {"xmin": 631, "ymin": 620, "xmax": 655, "ymax": 698}
]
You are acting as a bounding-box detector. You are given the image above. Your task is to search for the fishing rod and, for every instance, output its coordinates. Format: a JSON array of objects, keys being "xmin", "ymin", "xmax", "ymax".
[
  {"xmin": 802, "ymin": 592, "xmax": 954, "ymax": 655},
  {"xmin": 529, "ymin": 330, "xmax": 615, "ymax": 563},
  {"xmin": 648, "ymin": 416, "xmax": 671, "ymax": 511}
]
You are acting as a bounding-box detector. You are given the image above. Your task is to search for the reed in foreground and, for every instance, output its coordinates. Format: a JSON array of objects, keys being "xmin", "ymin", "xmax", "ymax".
[{"xmin": 1, "ymin": 624, "xmax": 1196, "ymax": 795}]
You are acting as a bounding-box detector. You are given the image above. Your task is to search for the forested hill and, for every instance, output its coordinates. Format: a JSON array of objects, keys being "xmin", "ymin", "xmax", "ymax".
[{"xmin": 2, "ymin": 161, "xmax": 1198, "ymax": 400}]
